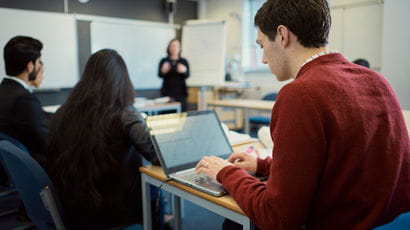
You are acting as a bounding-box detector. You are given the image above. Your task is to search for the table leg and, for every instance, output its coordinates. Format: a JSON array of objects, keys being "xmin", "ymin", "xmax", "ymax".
[
  {"xmin": 172, "ymin": 194, "xmax": 182, "ymax": 229},
  {"xmin": 176, "ymin": 104, "xmax": 181, "ymax": 113},
  {"xmin": 142, "ymin": 175, "xmax": 152, "ymax": 230},
  {"xmin": 242, "ymin": 218, "xmax": 256, "ymax": 230},
  {"xmin": 243, "ymin": 108, "xmax": 250, "ymax": 134}
]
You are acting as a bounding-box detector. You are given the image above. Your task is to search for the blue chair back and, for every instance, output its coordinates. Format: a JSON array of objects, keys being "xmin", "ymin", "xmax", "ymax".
[
  {"xmin": 262, "ymin": 92, "xmax": 277, "ymax": 101},
  {"xmin": 374, "ymin": 212, "xmax": 410, "ymax": 230},
  {"xmin": 0, "ymin": 132, "xmax": 29, "ymax": 154},
  {"xmin": 0, "ymin": 140, "xmax": 64, "ymax": 230},
  {"xmin": 0, "ymin": 131, "xmax": 28, "ymax": 199},
  {"xmin": 249, "ymin": 92, "xmax": 277, "ymax": 126}
]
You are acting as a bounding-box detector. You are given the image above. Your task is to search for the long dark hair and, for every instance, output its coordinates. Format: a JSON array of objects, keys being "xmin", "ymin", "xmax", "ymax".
[{"xmin": 46, "ymin": 49, "xmax": 135, "ymax": 210}]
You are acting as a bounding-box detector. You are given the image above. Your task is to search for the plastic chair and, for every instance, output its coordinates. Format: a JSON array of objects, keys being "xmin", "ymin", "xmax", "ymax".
[
  {"xmin": 373, "ymin": 212, "xmax": 410, "ymax": 230},
  {"xmin": 0, "ymin": 131, "xmax": 29, "ymax": 216},
  {"xmin": 249, "ymin": 92, "xmax": 277, "ymax": 126},
  {"xmin": 0, "ymin": 132, "xmax": 29, "ymax": 154},
  {"xmin": 0, "ymin": 132, "xmax": 29, "ymax": 182},
  {"xmin": 0, "ymin": 140, "xmax": 65, "ymax": 230}
]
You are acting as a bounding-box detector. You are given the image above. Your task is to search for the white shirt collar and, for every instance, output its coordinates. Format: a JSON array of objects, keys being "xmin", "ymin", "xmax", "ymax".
[
  {"xmin": 300, "ymin": 50, "xmax": 339, "ymax": 68},
  {"xmin": 3, "ymin": 76, "xmax": 32, "ymax": 93}
]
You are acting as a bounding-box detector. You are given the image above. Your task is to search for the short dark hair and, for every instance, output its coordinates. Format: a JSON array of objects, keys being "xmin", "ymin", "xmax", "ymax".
[
  {"xmin": 254, "ymin": 0, "xmax": 331, "ymax": 48},
  {"xmin": 353, "ymin": 58, "xmax": 370, "ymax": 68},
  {"xmin": 3, "ymin": 36, "xmax": 43, "ymax": 76}
]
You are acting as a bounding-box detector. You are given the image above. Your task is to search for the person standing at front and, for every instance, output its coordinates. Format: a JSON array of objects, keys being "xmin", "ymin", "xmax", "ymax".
[{"xmin": 158, "ymin": 39, "xmax": 190, "ymax": 111}]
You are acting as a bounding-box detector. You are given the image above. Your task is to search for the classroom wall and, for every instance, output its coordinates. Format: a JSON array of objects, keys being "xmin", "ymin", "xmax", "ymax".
[
  {"xmin": 200, "ymin": 0, "xmax": 410, "ymax": 108},
  {"xmin": 329, "ymin": 1, "xmax": 383, "ymax": 71},
  {"xmin": 0, "ymin": 0, "xmax": 64, "ymax": 13},
  {"xmin": 0, "ymin": 0, "xmax": 197, "ymax": 23},
  {"xmin": 198, "ymin": 0, "xmax": 283, "ymax": 99},
  {"xmin": 381, "ymin": 0, "xmax": 410, "ymax": 110},
  {"xmin": 0, "ymin": 0, "xmax": 198, "ymax": 106},
  {"xmin": 198, "ymin": 0, "xmax": 243, "ymax": 60}
]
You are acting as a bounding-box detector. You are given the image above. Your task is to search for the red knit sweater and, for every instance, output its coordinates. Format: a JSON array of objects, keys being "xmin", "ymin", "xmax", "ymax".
[{"xmin": 217, "ymin": 53, "xmax": 410, "ymax": 230}]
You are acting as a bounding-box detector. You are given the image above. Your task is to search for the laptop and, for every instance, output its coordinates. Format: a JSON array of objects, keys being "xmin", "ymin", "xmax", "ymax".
[{"xmin": 146, "ymin": 110, "xmax": 232, "ymax": 197}]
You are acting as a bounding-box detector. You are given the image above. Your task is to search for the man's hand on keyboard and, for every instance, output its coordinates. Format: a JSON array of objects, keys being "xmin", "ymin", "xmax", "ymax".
[
  {"xmin": 195, "ymin": 156, "xmax": 232, "ymax": 181},
  {"xmin": 228, "ymin": 152, "xmax": 258, "ymax": 174}
]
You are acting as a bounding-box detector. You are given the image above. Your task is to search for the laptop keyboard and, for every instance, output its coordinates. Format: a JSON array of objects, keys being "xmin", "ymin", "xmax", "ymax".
[
  {"xmin": 173, "ymin": 169, "xmax": 226, "ymax": 196},
  {"xmin": 179, "ymin": 172, "xmax": 212, "ymax": 184}
]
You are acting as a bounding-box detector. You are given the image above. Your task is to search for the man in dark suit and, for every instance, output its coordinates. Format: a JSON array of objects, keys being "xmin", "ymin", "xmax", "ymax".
[{"xmin": 0, "ymin": 36, "xmax": 48, "ymax": 159}]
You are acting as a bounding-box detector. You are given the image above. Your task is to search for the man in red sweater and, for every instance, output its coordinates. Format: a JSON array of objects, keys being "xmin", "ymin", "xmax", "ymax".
[{"xmin": 196, "ymin": 0, "xmax": 410, "ymax": 229}]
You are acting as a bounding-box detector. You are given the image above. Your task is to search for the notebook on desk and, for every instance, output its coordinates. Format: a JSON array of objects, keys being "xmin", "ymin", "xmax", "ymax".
[{"xmin": 146, "ymin": 110, "xmax": 232, "ymax": 197}]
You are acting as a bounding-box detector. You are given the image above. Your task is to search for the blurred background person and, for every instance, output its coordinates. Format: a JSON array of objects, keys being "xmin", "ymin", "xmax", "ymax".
[
  {"xmin": 353, "ymin": 58, "xmax": 370, "ymax": 68},
  {"xmin": 158, "ymin": 39, "xmax": 190, "ymax": 111}
]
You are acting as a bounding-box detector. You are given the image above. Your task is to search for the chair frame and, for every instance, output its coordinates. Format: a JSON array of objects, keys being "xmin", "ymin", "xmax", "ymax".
[
  {"xmin": 0, "ymin": 140, "xmax": 65, "ymax": 230},
  {"xmin": 40, "ymin": 186, "xmax": 65, "ymax": 230}
]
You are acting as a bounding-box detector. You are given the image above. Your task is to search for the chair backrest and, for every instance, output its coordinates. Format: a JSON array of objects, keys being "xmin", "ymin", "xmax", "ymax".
[
  {"xmin": 374, "ymin": 212, "xmax": 410, "ymax": 230},
  {"xmin": 262, "ymin": 92, "xmax": 277, "ymax": 101},
  {"xmin": 0, "ymin": 131, "xmax": 29, "ymax": 154},
  {"xmin": 0, "ymin": 140, "xmax": 65, "ymax": 230},
  {"xmin": 0, "ymin": 131, "xmax": 28, "ymax": 196}
]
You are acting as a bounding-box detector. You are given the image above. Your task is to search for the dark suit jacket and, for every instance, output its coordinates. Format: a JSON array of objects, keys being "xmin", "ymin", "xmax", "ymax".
[{"xmin": 0, "ymin": 78, "xmax": 48, "ymax": 156}]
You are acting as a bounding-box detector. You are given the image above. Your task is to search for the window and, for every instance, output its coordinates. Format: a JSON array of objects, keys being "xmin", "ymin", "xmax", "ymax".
[{"xmin": 241, "ymin": 0, "xmax": 269, "ymax": 72}]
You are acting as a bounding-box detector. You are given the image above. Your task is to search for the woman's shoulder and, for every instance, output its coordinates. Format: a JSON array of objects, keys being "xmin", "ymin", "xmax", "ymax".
[
  {"xmin": 122, "ymin": 106, "xmax": 144, "ymax": 125},
  {"xmin": 160, "ymin": 57, "xmax": 169, "ymax": 62}
]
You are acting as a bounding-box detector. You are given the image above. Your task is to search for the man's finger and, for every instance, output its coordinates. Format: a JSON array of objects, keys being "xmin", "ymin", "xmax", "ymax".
[
  {"xmin": 196, "ymin": 166, "xmax": 211, "ymax": 175},
  {"xmin": 228, "ymin": 153, "xmax": 245, "ymax": 163}
]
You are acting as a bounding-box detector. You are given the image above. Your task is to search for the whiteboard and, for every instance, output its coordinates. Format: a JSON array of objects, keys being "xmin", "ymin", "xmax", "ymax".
[
  {"xmin": 90, "ymin": 20, "xmax": 176, "ymax": 89},
  {"xmin": 0, "ymin": 8, "xmax": 79, "ymax": 89},
  {"xmin": 182, "ymin": 20, "xmax": 227, "ymax": 86}
]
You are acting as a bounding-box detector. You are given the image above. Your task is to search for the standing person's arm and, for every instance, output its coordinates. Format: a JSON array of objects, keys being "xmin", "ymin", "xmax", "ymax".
[
  {"xmin": 158, "ymin": 58, "xmax": 171, "ymax": 78},
  {"xmin": 124, "ymin": 106, "xmax": 160, "ymax": 165},
  {"xmin": 178, "ymin": 58, "xmax": 190, "ymax": 78}
]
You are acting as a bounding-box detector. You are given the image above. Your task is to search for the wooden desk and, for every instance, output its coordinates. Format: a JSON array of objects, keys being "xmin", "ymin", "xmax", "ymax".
[
  {"xmin": 140, "ymin": 166, "xmax": 255, "ymax": 230},
  {"xmin": 207, "ymin": 99, "xmax": 274, "ymax": 134},
  {"xmin": 43, "ymin": 102, "xmax": 181, "ymax": 116},
  {"xmin": 140, "ymin": 141, "xmax": 261, "ymax": 230},
  {"xmin": 134, "ymin": 102, "xmax": 181, "ymax": 115}
]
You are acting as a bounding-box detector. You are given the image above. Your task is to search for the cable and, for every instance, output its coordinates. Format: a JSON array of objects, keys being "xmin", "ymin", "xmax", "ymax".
[{"xmin": 154, "ymin": 177, "xmax": 174, "ymax": 226}]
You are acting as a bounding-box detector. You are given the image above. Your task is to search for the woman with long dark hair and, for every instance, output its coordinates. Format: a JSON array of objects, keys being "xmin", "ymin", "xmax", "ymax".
[{"xmin": 46, "ymin": 49, "xmax": 160, "ymax": 229}]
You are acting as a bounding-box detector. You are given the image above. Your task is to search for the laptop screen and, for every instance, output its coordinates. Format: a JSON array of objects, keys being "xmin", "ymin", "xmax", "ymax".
[{"xmin": 146, "ymin": 110, "xmax": 233, "ymax": 175}]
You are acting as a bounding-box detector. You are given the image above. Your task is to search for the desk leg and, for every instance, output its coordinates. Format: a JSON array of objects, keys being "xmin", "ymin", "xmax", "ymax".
[
  {"xmin": 243, "ymin": 108, "xmax": 250, "ymax": 134},
  {"xmin": 142, "ymin": 175, "xmax": 152, "ymax": 230},
  {"xmin": 242, "ymin": 218, "xmax": 256, "ymax": 230},
  {"xmin": 141, "ymin": 170, "xmax": 254, "ymax": 230},
  {"xmin": 172, "ymin": 195, "xmax": 182, "ymax": 230}
]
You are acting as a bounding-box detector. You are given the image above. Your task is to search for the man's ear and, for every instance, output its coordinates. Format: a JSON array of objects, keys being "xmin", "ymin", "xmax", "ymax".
[
  {"xmin": 276, "ymin": 25, "xmax": 290, "ymax": 47},
  {"xmin": 26, "ymin": 61, "xmax": 34, "ymax": 73}
]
